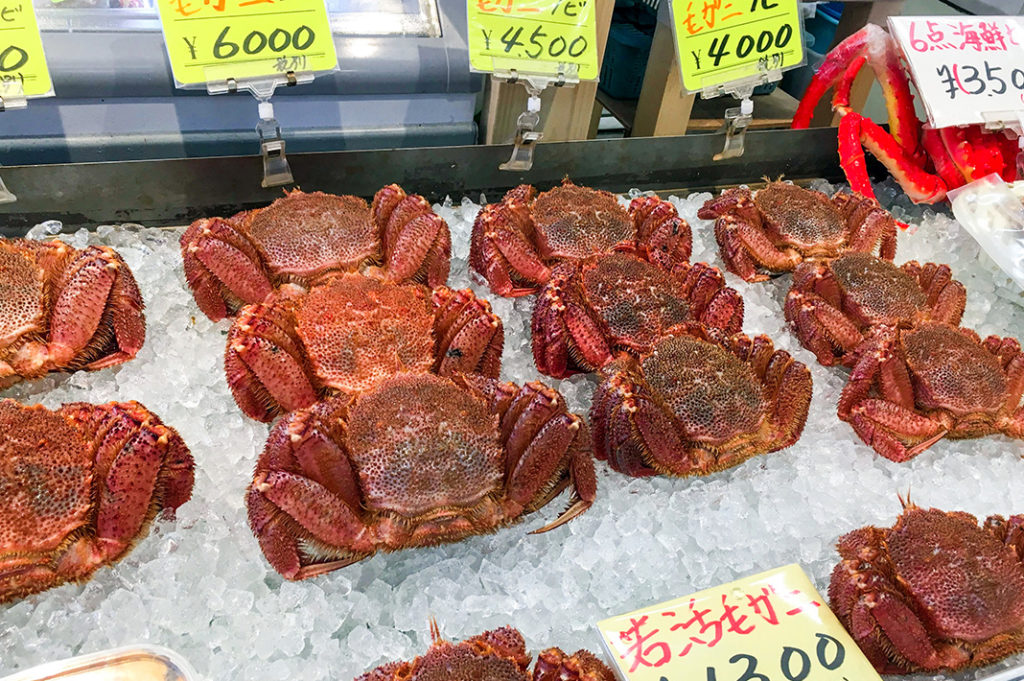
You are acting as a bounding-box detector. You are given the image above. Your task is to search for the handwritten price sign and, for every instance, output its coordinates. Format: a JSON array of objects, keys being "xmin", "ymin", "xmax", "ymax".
[
  {"xmin": 597, "ymin": 564, "xmax": 882, "ymax": 681},
  {"xmin": 0, "ymin": 0, "xmax": 53, "ymax": 99},
  {"xmin": 889, "ymin": 16, "xmax": 1024, "ymax": 129},
  {"xmin": 669, "ymin": 0, "xmax": 803, "ymax": 93},
  {"xmin": 155, "ymin": 0, "xmax": 337, "ymax": 86},
  {"xmin": 467, "ymin": 0, "xmax": 599, "ymax": 80}
]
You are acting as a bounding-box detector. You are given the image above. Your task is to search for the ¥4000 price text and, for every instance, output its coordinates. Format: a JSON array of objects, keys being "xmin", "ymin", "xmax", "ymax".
[{"xmin": 935, "ymin": 61, "xmax": 1024, "ymax": 100}]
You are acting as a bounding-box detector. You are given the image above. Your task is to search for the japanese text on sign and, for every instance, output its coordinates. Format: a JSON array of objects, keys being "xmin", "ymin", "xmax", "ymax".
[
  {"xmin": 597, "ymin": 564, "xmax": 883, "ymax": 681},
  {"xmin": 155, "ymin": 0, "xmax": 337, "ymax": 86},
  {"xmin": 889, "ymin": 16, "xmax": 1024, "ymax": 129},
  {"xmin": 0, "ymin": 0, "xmax": 53, "ymax": 99},
  {"xmin": 467, "ymin": 0, "xmax": 599, "ymax": 80},
  {"xmin": 669, "ymin": 0, "xmax": 804, "ymax": 94}
]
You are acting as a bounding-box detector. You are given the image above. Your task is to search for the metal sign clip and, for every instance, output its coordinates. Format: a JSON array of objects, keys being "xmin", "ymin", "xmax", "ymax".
[
  {"xmin": 256, "ymin": 98, "xmax": 294, "ymax": 188},
  {"xmin": 713, "ymin": 96, "xmax": 754, "ymax": 161}
]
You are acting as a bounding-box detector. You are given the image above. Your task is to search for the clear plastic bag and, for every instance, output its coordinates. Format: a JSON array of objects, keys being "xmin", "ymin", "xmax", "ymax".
[
  {"xmin": 948, "ymin": 173, "xmax": 1024, "ymax": 291},
  {"xmin": 0, "ymin": 646, "xmax": 197, "ymax": 681}
]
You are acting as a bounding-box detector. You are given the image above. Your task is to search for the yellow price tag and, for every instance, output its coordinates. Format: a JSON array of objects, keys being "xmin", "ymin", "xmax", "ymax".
[
  {"xmin": 467, "ymin": 0, "xmax": 598, "ymax": 81},
  {"xmin": 0, "ymin": 0, "xmax": 53, "ymax": 99},
  {"xmin": 155, "ymin": 0, "xmax": 337, "ymax": 87},
  {"xmin": 670, "ymin": 0, "xmax": 803, "ymax": 93},
  {"xmin": 597, "ymin": 564, "xmax": 884, "ymax": 681}
]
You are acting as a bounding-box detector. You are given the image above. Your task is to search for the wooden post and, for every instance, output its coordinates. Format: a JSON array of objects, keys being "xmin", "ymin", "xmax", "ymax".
[
  {"xmin": 481, "ymin": 0, "xmax": 615, "ymax": 144},
  {"xmin": 807, "ymin": 0, "xmax": 906, "ymax": 128},
  {"xmin": 632, "ymin": 8, "xmax": 694, "ymax": 138}
]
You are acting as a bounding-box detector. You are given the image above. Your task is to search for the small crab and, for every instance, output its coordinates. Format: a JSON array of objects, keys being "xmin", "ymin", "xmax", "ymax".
[
  {"xmin": 697, "ymin": 182, "xmax": 898, "ymax": 282},
  {"xmin": 839, "ymin": 322, "xmax": 1024, "ymax": 461},
  {"xmin": 247, "ymin": 372, "xmax": 594, "ymax": 579},
  {"xmin": 0, "ymin": 399, "xmax": 193, "ymax": 603},
  {"xmin": 1, "ymin": 238, "xmax": 145, "ymax": 389},
  {"xmin": 357, "ymin": 623, "xmax": 615, "ymax": 681},
  {"xmin": 470, "ymin": 180, "xmax": 691, "ymax": 297},
  {"xmin": 829, "ymin": 503, "xmax": 1024, "ymax": 674},
  {"xmin": 181, "ymin": 186, "xmax": 450, "ymax": 321},
  {"xmin": 532, "ymin": 252, "xmax": 743, "ymax": 378},
  {"xmin": 784, "ymin": 253, "xmax": 966, "ymax": 366},
  {"xmin": 225, "ymin": 273, "xmax": 503, "ymax": 422},
  {"xmin": 589, "ymin": 326, "xmax": 812, "ymax": 477}
]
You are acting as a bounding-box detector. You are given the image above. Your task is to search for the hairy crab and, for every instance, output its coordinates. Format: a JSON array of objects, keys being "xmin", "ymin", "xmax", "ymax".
[
  {"xmin": 792, "ymin": 24, "xmax": 1019, "ymax": 204},
  {"xmin": 470, "ymin": 181, "xmax": 692, "ymax": 297},
  {"xmin": 784, "ymin": 253, "xmax": 966, "ymax": 367},
  {"xmin": 830, "ymin": 503, "xmax": 1024, "ymax": 673},
  {"xmin": 247, "ymin": 372, "xmax": 594, "ymax": 579},
  {"xmin": 1, "ymin": 238, "xmax": 145, "ymax": 389},
  {"xmin": 532, "ymin": 253, "xmax": 743, "ymax": 378},
  {"xmin": 225, "ymin": 273, "xmax": 503, "ymax": 422},
  {"xmin": 590, "ymin": 326, "xmax": 811, "ymax": 477},
  {"xmin": 839, "ymin": 322, "xmax": 1024, "ymax": 461},
  {"xmin": 357, "ymin": 623, "xmax": 615, "ymax": 681},
  {"xmin": 697, "ymin": 182, "xmax": 898, "ymax": 282},
  {"xmin": 181, "ymin": 186, "xmax": 450, "ymax": 321},
  {"xmin": 0, "ymin": 399, "xmax": 193, "ymax": 602}
]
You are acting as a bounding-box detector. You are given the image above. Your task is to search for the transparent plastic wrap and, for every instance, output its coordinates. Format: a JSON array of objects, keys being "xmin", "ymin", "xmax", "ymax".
[
  {"xmin": 0, "ymin": 646, "xmax": 197, "ymax": 681},
  {"xmin": 948, "ymin": 173, "xmax": 1024, "ymax": 291}
]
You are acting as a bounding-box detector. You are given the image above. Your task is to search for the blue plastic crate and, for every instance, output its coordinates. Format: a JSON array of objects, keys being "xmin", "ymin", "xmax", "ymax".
[{"xmin": 600, "ymin": 21, "xmax": 654, "ymax": 100}]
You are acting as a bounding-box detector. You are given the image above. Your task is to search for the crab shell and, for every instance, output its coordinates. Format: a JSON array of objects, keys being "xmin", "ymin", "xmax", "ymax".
[
  {"xmin": 0, "ymin": 399, "xmax": 193, "ymax": 603},
  {"xmin": 531, "ymin": 252, "xmax": 744, "ymax": 379},
  {"xmin": 0, "ymin": 238, "xmax": 145, "ymax": 388},
  {"xmin": 470, "ymin": 181, "xmax": 692, "ymax": 297},
  {"xmin": 829, "ymin": 504, "xmax": 1024, "ymax": 673},
  {"xmin": 839, "ymin": 322, "xmax": 1024, "ymax": 461},
  {"xmin": 181, "ymin": 187, "xmax": 451, "ymax": 321},
  {"xmin": 590, "ymin": 328, "xmax": 812, "ymax": 477},
  {"xmin": 697, "ymin": 182, "xmax": 897, "ymax": 282},
  {"xmin": 247, "ymin": 372, "xmax": 595, "ymax": 580},
  {"xmin": 357, "ymin": 625, "xmax": 615, "ymax": 681},
  {"xmin": 225, "ymin": 273, "xmax": 504, "ymax": 422},
  {"xmin": 785, "ymin": 252, "xmax": 966, "ymax": 367}
]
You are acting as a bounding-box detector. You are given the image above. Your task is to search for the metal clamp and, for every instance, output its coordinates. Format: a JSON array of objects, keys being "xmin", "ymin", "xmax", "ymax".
[
  {"xmin": 256, "ymin": 99, "xmax": 294, "ymax": 188},
  {"xmin": 500, "ymin": 83, "xmax": 544, "ymax": 172},
  {"xmin": 713, "ymin": 97, "xmax": 754, "ymax": 161}
]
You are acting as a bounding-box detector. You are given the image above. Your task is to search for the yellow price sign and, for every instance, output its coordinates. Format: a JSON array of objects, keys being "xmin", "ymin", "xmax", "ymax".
[
  {"xmin": 155, "ymin": 0, "xmax": 337, "ymax": 87},
  {"xmin": 597, "ymin": 564, "xmax": 884, "ymax": 681},
  {"xmin": 670, "ymin": 0, "xmax": 803, "ymax": 93},
  {"xmin": 0, "ymin": 0, "xmax": 53, "ymax": 99},
  {"xmin": 467, "ymin": 0, "xmax": 598, "ymax": 81}
]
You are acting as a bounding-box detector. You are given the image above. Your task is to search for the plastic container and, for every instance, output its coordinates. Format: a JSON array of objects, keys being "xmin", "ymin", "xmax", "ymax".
[
  {"xmin": 948, "ymin": 173, "xmax": 1024, "ymax": 292},
  {"xmin": 805, "ymin": 2, "xmax": 842, "ymax": 51},
  {"xmin": 599, "ymin": 20, "xmax": 655, "ymax": 99},
  {"xmin": 0, "ymin": 646, "xmax": 197, "ymax": 681}
]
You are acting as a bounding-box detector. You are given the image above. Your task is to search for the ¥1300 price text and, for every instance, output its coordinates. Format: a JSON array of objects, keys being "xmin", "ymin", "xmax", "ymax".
[{"xmin": 658, "ymin": 633, "xmax": 849, "ymax": 681}]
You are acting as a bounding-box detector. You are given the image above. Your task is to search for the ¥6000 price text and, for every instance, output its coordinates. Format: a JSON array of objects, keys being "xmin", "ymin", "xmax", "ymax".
[
  {"xmin": 205, "ymin": 24, "xmax": 315, "ymax": 60},
  {"xmin": 935, "ymin": 61, "xmax": 1024, "ymax": 100}
]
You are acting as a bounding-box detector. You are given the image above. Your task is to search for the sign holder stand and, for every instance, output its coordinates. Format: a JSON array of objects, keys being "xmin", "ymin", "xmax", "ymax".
[
  {"xmin": 492, "ymin": 62, "xmax": 578, "ymax": 172},
  {"xmin": 0, "ymin": 85, "xmax": 29, "ymax": 204},
  {"xmin": 204, "ymin": 70, "xmax": 314, "ymax": 188},
  {"xmin": 698, "ymin": 65, "xmax": 782, "ymax": 161}
]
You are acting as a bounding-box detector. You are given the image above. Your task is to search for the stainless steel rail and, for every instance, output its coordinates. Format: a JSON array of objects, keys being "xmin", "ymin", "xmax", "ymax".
[{"xmin": 0, "ymin": 128, "xmax": 850, "ymax": 233}]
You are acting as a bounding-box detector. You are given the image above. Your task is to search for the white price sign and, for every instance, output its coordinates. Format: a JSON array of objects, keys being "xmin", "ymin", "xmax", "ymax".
[{"xmin": 889, "ymin": 16, "xmax": 1024, "ymax": 129}]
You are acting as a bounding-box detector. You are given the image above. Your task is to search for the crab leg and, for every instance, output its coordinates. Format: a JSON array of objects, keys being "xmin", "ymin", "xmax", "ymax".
[
  {"xmin": 629, "ymin": 196, "xmax": 693, "ymax": 271},
  {"xmin": 675, "ymin": 262, "xmax": 744, "ymax": 335},
  {"xmin": 182, "ymin": 217, "xmax": 274, "ymax": 319},
  {"xmin": 900, "ymin": 261, "xmax": 966, "ymax": 325},
  {"xmin": 431, "ymin": 287, "xmax": 504, "ymax": 379},
  {"xmin": 531, "ymin": 264, "xmax": 614, "ymax": 378},
  {"xmin": 81, "ymin": 259, "xmax": 146, "ymax": 371},
  {"xmin": 785, "ymin": 290, "xmax": 866, "ymax": 366}
]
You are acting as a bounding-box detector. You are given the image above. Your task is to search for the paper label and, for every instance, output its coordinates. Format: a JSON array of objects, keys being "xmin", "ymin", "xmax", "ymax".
[
  {"xmin": 155, "ymin": 0, "xmax": 337, "ymax": 87},
  {"xmin": 597, "ymin": 564, "xmax": 883, "ymax": 681},
  {"xmin": 669, "ymin": 0, "xmax": 804, "ymax": 94},
  {"xmin": 467, "ymin": 0, "xmax": 599, "ymax": 81},
  {"xmin": 889, "ymin": 16, "xmax": 1024, "ymax": 128},
  {"xmin": 0, "ymin": 0, "xmax": 53, "ymax": 99}
]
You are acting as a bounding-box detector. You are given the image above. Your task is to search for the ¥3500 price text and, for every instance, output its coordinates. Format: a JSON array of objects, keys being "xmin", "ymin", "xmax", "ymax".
[{"xmin": 935, "ymin": 61, "xmax": 1024, "ymax": 100}]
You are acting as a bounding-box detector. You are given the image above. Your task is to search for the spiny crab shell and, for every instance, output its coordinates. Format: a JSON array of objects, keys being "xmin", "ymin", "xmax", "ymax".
[
  {"xmin": 697, "ymin": 182, "xmax": 897, "ymax": 282},
  {"xmin": 0, "ymin": 399, "xmax": 193, "ymax": 603},
  {"xmin": 532, "ymin": 251, "xmax": 743, "ymax": 378},
  {"xmin": 0, "ymin": 238, "xmax": 145, "ymax": 389},
  {"xmin": 839, "ymin": 322, "xmax": 1024, "ymax": 462},
  {"xmin": 357, "ymin": 624, "xmax": 615, "ymax": 681},
  {"xmin": 247, "ymin": 372, "xmax": 594, "ymax": 579},
  {"xmin": 785, "ymin": 252, "xmax": 966, "ymax": 367},
  {"xmin": 225, "ymin": 273, "xmax": 503, "ymax": 422},
  {"xmin": 181, "ymin": 186, "xmax": 450, "ymax": 321},
  {"xmin": 590, "ymin": 326, "xmax": 812, "ymax": 477},
  {"xmin": 470, "ymin": 180, "xmax": 692, "ymax": 297},
  {"xmin": 830, "ymin": 504, "xmax": 1024, "ymax": 674}
]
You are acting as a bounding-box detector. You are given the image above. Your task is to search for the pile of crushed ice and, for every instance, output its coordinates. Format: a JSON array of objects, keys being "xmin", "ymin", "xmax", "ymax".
[{"xmin": 1, "ymin": 179, "xmax": 1022, "ymax": 681}]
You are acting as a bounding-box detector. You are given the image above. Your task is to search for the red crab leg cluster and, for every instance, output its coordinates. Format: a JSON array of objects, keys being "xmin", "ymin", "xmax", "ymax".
[{"xmin": 371, "ymin": 184, "xmax": 451, "ymax": 288}]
